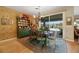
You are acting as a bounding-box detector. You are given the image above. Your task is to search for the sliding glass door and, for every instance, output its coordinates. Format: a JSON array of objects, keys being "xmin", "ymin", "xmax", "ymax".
[{"xmin": 41, "ymin": 13, "xmax": 63, "ymax": 38}]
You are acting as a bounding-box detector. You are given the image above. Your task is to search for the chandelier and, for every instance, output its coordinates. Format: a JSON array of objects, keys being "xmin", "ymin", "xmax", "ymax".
[
  {"xmin": 34, "ymin": 6, "xmax": 42, "ymax": 29},
  {"xmin": 34, "ymin": 6, "xmax": 41, "ymax": 20}
]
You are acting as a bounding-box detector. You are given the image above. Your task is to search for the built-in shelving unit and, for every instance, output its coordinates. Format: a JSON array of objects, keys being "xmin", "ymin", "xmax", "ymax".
[{"xmin": 16, "ymin": 14, "xmax": 31, "ymax": 38}]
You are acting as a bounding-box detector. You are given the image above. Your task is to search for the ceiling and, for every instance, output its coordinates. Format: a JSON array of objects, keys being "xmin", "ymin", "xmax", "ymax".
[
  {"xmin": 5, "ymin": 6, "xmax": 79, "ymax": 17},
  {"xmin": 6, "ymin": 6, "xmax": 60, "ymax": 16}
]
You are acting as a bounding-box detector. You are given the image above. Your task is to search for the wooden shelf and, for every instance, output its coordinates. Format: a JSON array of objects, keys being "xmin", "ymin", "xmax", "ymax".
[{"xmin": 16, "ymin": 14, "xmax": 31, "ymax": 38}]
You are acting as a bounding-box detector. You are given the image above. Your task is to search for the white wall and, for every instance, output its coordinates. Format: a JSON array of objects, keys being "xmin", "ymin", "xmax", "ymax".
[{"xmin": 63, "ymin": 7, "xmax": 74, "ymax": 42}]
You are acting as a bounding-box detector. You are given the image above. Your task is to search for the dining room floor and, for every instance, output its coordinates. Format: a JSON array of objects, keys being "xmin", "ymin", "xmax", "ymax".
[
  {"xmin": 54, "ymin": 38, "xmax": 67, "ymax": 53},
  {"xmin": 18, "ymin": 37, "xmax": 79, "ymax": 53},
  {"xmin": 0, "ymin": 38, "xmax": 33, "ymax": 53},
  {"xmin": 0, "ymin": 37, "xmax": 79, "ymax": 53}
]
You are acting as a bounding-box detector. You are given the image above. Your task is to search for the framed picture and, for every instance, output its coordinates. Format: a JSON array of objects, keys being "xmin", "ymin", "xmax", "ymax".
[
  {"xmin": 1, "ymin": 16, "xmax": 12, "ymax": 25},
  {"xmin": 66, "ymin": 17, "xmax": 72, "ymax": 25}
]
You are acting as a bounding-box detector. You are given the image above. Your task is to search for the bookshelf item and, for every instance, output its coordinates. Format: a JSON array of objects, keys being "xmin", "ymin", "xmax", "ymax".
[{"xmin": 16, "ymin": 14, "xmax": 31, "ymax": 38}]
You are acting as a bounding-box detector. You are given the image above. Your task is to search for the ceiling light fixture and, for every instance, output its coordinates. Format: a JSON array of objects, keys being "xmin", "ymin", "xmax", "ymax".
[
  {"xmin": 35, "ymin": 6, "xmax": 41, "ymax": 20},
  {"xmin": 33, "ymin": 15, "xmax": 36, "ymax": 18}
]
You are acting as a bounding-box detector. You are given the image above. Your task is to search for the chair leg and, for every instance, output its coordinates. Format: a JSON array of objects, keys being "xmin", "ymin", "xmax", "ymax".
[{"xmin": 41, "ymin": 38, "xmax": 47, "ymax": 48}]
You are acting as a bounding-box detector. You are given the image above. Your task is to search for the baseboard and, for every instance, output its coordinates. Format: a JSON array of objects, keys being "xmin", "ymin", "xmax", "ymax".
[
  {"xmin": 64, "ymin": 39, "xmax": 74, "ymax": 42},
  {"xmin": 0, "ymin": 37, "xmax": 17, "ymax": 43}
]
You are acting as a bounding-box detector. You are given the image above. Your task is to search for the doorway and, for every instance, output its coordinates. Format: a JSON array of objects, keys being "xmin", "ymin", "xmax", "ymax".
[
  {"xmin": 74, "ymin": 17, "xmax": 79, "ymax": 42},
  {"xmin": 41, "ymin": 13, "xmax": 63, "ymax": 39},
  {"xmin": 41, "ymin": 13, "xmax": 68, "ymax": 53}
]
